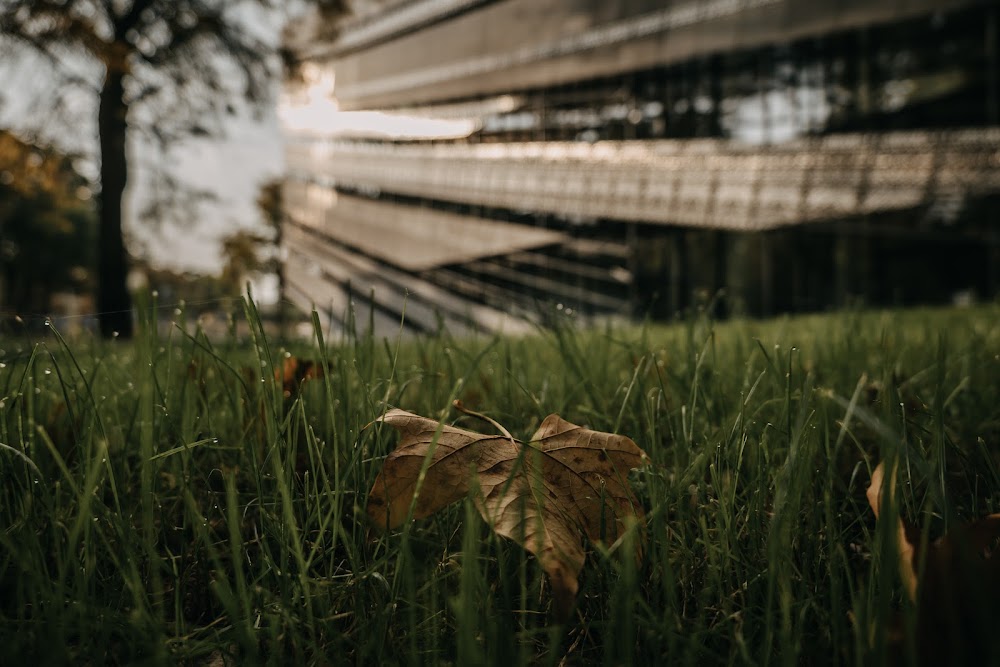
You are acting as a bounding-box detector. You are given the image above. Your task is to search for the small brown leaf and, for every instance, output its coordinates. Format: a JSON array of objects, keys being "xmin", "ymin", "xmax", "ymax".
[
  {"xmin": 866, "ymin": 461, "xmax": 918, "ymax": 600},
  {"xmin": 277, "ymin": 356, "xmax": 326, "ymax": 398},
  {"xmin": 867, "ymin": 460, "xmax": 1000, "ymax": 662},
  {"xmin": 368, "ymin": 408, "xmax": 648, "ymax": 621}
]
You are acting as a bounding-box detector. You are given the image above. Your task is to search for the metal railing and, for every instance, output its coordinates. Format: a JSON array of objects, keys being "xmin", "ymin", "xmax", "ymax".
[{"xmin": 286, "ymin": 129, "xmax": 1000, "ymax": 231}]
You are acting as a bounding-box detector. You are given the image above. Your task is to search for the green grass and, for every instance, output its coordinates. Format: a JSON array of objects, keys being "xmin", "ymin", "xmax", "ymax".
[{"xmin": 1, "ymin": 300, "xmax": 998, "ymax": 665}]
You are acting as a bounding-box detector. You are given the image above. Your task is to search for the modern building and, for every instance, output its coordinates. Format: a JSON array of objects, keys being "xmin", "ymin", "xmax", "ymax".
[{"xmin": 282, "ymin": 0, "xmax": 1000, "ymax": 335}]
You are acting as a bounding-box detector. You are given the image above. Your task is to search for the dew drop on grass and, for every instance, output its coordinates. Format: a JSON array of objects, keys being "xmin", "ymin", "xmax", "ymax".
[
  {"xmin": 44, "ymin": 369, "xmax": 51, "ymax": 375},
  {"xmin": 43, "ymin": 319, "xmax": 51, "ymax": 327}
]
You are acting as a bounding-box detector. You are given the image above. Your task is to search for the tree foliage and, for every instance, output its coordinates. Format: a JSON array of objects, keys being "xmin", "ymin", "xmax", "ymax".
[
  {"xmin": 0, "ymin": 130, "xmax": 96, "ymax": 322},
  {"xmin": 0, "ymin": 0, "xmax": 347, "ymax": 338},
  {"xmin": 217, "ymin": 177, "xmax": 284, "ymax": 296},
  {"xmin": 220, "ymin": 228, "xmax": 272, "ymax": 295}
]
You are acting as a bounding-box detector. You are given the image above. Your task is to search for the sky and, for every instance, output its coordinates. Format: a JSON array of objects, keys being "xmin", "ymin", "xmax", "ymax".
[{"xmin": 129, "ymin": 111, "xmax": 285, "ymax": 273}]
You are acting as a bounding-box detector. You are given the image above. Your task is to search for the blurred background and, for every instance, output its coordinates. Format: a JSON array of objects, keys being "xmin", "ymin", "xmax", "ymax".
[{"xmin": 2, "ymin": 0, "xmax": 998, "ymax": 338}]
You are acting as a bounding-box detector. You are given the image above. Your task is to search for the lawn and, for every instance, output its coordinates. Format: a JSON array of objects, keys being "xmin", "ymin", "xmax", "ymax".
[{"xmin": 1, "ymin": 301, "xmax": 998, "ymax": 665}]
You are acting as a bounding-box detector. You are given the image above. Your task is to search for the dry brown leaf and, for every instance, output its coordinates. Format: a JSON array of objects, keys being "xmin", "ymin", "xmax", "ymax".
[
  {"xmin": 867, "ymin": 460, "xmax": 1000, "ymax": 662},
  {"xmin": 866, "ymin": 461, "xmax": 919, "ymax": 599},
  {"xmin": 276, "ymin": 356, "xmax": 326, "ymax": 398},
  {"xmin": 367, "ymin": 407, "xmax": 649, "ymax": 621}
]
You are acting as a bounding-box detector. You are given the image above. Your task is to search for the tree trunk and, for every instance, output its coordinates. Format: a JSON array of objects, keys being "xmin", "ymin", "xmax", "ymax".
[{"xmin": 97, "ymin": 66, "xmax": 134, "ymax": 338}]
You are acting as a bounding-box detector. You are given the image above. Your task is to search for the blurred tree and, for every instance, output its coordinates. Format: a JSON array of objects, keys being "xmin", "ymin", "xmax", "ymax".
[
  {"xmin": 0, "ymin": 0, "xmax": 348, "ymax": 338},
  {"xmin": 0, "ymin": 130, "xmax": 96, "ymax": 320},
  {"xmin": 134, "ymin": 258, "xmax": 229, "ymax": 309},
  {"xmin": 255, "ymin": 177, "xmax": 284, "ymax": 311},
  {"xmin": 220, "ymin": 228, "xmax": 272, "ymax": 296}
]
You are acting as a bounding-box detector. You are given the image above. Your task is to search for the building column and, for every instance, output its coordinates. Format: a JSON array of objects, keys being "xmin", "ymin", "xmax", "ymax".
[
  {"xmin": 987, "ymin": 8, "xmax": 1000, "ymax": 301},
  {"xmin": 669, "ymin": 229, "xmax": 687, "ymax": 317},
  {"xmin": 987, "ymin": 6, "xmax": 998, "ymax": 124},
  {"xmin": 712, "ymin": 230, "xmax": 728, "ymax": 318},
  {"xmin": 759, "ymin": 231, "xmax": 773, "ymax": 317},
  {"xmin": 834, "ymin": 226, "xmax": 851, "ymax": 308},
  {"xmin": 626, "ymin": 222, "xmax": 639, "ymax": 316}
]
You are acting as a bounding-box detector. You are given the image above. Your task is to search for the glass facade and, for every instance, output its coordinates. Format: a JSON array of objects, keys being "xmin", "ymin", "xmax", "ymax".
[{"xmin": 283, "ymin": 1, "xmax": 1000, "ymax": 326}]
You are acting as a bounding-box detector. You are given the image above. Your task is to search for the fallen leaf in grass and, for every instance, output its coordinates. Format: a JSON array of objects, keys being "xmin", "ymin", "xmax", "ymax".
[
  {"xmin": 276, "ymin": 356, "xmax": 326, "ymax": 398},
  {"xmin": 867, "ymin": 460, "xmax": 1000, "ymax": 663},
  {"xmin": 367, "ymin": 405, "xmax": 649, "ymax": 621},
  {"xmin": 866, "ymin": 461, "xmax": 920, "ymax": 599}
]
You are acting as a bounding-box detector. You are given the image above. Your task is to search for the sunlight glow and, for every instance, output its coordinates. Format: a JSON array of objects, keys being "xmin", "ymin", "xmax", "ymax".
[{"xmin": 278, "ymin": 63, "xmax": 479, "ymax": 140}]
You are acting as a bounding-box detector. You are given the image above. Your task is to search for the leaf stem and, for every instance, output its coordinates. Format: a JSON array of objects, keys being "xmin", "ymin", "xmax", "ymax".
[{"xmin": 452, "ymin": 399, "xmax": 517, "ymax": 447}]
